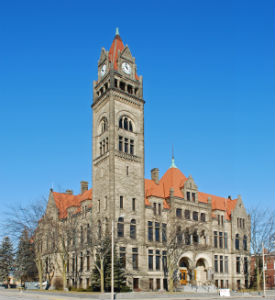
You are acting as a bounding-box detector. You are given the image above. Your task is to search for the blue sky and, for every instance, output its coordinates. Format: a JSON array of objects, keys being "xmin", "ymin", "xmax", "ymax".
[{"xmin": 0, "ymin": 0, "xmax": 274, "ymax": 223}]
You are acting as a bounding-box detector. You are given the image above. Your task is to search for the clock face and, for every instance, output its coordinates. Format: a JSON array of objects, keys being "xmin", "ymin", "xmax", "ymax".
[
  {"xmin": 122, "ymin": 62, "xmax": 132, "ymax": 75},
  {"xmin": 100, "ymin": 64, "xmax": 106, "ymax": 77}
]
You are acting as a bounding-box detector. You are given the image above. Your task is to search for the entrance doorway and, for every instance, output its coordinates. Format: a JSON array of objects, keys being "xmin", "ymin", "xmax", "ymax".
[
  {"xmin": 195, "ymin": 258, "xmax": 208, "ymax": 286},
  {"xmin": 179, "ymin": 257, "xmax": 190, "ymax": 285}
]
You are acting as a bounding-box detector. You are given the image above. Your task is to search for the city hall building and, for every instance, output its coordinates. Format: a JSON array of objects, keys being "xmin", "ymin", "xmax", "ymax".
[{"xmin": 38, "ymin": 30, "xmax": 250, "ymax": 291}]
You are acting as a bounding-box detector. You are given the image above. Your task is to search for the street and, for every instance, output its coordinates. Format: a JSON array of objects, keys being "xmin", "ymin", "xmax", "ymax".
[{"xmin": 0, "ymin": 289, "xmax": 275, "ymax": 300}]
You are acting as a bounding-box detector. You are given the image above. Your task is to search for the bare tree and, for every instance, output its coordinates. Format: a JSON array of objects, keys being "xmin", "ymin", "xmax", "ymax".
[
  {"xmin": 249, "ymin": 207, "xmax": 275, "ymax": 290},
  {"xmin": 1, "ymin": 199, "xmax": 47, "ymax": 289}
]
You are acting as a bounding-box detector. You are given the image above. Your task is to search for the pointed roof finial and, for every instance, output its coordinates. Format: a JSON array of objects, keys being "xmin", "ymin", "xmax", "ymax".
[
  {"xmin": 170, "ymin": 145, "xmax": 177, "ymax": 168},
  {"xmin": 115, "ymin": 27, "xmax": 119, "ymax": 36}
]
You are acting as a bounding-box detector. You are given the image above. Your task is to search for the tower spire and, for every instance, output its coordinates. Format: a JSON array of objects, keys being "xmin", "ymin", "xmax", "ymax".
[
  {"xmin": 115, "ymin": 27, "xmax": 119, "ymax": 36},
  {"xmin": 170, "ymin": 145, "xmax": 177, "ymax": 168}
]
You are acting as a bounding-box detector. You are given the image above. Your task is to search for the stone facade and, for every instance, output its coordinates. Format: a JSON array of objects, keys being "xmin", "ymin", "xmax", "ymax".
[{"xmin": 36, "ymin": 30, "xmax": 251, "ymax": 292}]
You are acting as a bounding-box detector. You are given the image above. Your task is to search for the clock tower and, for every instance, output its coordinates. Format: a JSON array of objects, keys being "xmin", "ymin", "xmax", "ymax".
[{"xmin": 91, "ymin": 29, "xmax": 146, "ymax": 274}]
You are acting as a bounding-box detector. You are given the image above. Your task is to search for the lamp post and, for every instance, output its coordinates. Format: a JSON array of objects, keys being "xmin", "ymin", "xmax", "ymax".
[
  {"xmin": 111, "ymin": 220, "xmax": 114, "ymax": 300},
  {"xmin": 262, "ymin": 242, "xmax": 266, "ymax": 297}
]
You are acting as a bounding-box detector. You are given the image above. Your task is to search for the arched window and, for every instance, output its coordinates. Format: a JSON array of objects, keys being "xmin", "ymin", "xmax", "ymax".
[
  {"xmin": 243, "ymin": 235, "xmax": 247, "ymax": 251},
  {"xmin": 129, "ymin": 121, "xmax": 133, "ymax": 132},
  {"xmin": 119, "ymin": 118, "xmax": 123, "ymax": 129},
  {"xmin": 118, "ymin": 116, "xmax": 134, "ymax": 132},
  {"xmin": 124, "ymin": 118, "xmax": 128, "ymax": 130},
  {"xmin": 235, "ymin": 234, "xmax": 240, "ymax": 250},
  {"xmin": 130, "ymin": 219, "xmax": 136, "ymax": 239},
  {"xmin": 117, "ymin": 217, "xmax": 124, "ymax": 237}
]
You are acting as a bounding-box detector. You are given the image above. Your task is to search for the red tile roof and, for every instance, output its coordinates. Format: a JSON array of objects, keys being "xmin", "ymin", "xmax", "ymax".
[
  {"xmin": 52, "ymin": 189, "xmax": 92, "ymax": 219},
  {"xmin": 108, "ymin": 34, "xmax": 139, "ymax": 80},
  {"xmin": 52, "ymin": 168, "xmax": 237, "ymax": 220},
  {"xmin": 145, "ymin": 167, "xmax": 238, "ymax": 220}
]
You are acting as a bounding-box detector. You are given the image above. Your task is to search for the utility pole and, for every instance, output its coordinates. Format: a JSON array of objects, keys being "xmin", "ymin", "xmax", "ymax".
[
  {"xmin": 111, "ymin": 220, "xmax": 114, "ymax": 300},
  {"xmin": 262, "ymin": 242, "xmax": 266, "ymax": 297}
]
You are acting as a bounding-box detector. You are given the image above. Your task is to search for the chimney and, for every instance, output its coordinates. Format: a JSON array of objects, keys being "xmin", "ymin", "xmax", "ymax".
[
  {"xmin": 228, "ymin": 195, "xmax": 232, "ymax": 200},
  {"xmin": 80, "ymin": 181, "xmax": 88, "ymax": 194},
  {"xmin": 151, "ymin": 168, "xmax": 159, "ymax": 184},
  {"xmin": 66, "ymin": 189, "xmax": 73, "ymax": 195}
]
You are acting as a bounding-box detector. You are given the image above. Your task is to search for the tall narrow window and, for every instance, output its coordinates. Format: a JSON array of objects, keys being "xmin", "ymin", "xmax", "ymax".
[
  {"xmin": 214, "ymin": 255, "xmax": 218, "ymax": 273},
  {"xmin": 224, "ymin": 232, "xmax": 228, "ymax": 249},
  {"xmin": 162, "ymin": 251, "xmax": 167, "ymax": 274},
  {"xmin": 124, "ymin": 138, "xmax": 128, "ymax": 153},
  {"xmin": 244, "ymin": 257, "xmax": 248, "ymax": 273},
  {"xmin": 130, "ymin": 140, "xmax": 134, "ymax": 155},
  {"xmin": 132, "ymin": 198, "xmax": 136, "ymax": 211},
  {"xmin": 235, "ymin": 234, "xmax": 240, "ymax": 250},
  {"xmin": 162, "ymin": 223, "xmax": 167, "ymax": 243},
  {"xmin": 120, "ymin": 196, "xmax": 123, "ymax": 209},
  {"xmin": 98, "ymin": 199, "xmax": 100, "ymax": 212},
  {"xmin": 220, "ymin": 256, "xmax": 223, "ymax": 273},
  {"xmin": 120, "ymin": 247, "xmax": 126, "ymax": 268},
  {"xmin": 155, "ymin": 222, "xmax": 160, "ymax": 242},
  {"xmin": 119, "ymin": 118, "xmax": 123, "ymax": 128},
  {"xmin": 86, "ymin": 251, "xmax": 90, "ymax": 271},
  {"xmin": 148, "ymin": 250, "xmax": 153, "ymax": 270},
  {"xmin": 148, "ymin": 221, "xmax": 153, "ymax": 241},
  {"xmin": 218, "ymin": 215, "xmax": 220, "ymax": 225},
  {"xmin": 236, "ymin": 257, "xmax": 240, "ymax": 273},
  {"xmin": 86, "ymin": 224, "xmax": 91, "ymax": 244},
  {"xmin": 130, "ymin": 219, "xmax": 136, "ymax": 239},
  {"xmin": 158, "ymin": 203, "xmax": 161, "ymax": 215},
  {"xmin": 221, "ymin": 215, "xmax": 224, "ymax": 225},
  {"xmin": 126, "ymin": 166, "xmax": 129, "ymax": 176},
  {"xmin": 117, "ymin": 217, "xmax": 124, "ymax": 237},
  {"xmin": 132, "ymin": 248, "xmax": 138, "ymax": 270},
  {"xmin": 214, "ymin": 231, "xmax": 218, "ymax": 248},
  {"xmin": 80, "ymin": 252, "xmax": 83, "ymax": 272},
  {"xmin": 97, "ymin": 220, "xmax": 101, "ymax": 239},
  {"xmin": 187, "ymin": 191, "xmax": 190, "ymax": 201},
  {"xmin": 192, "ymin": 192, "xmax": 196, "ymax": 202},
  {"xmin": 129, "ymin": 121, "xmax": 133, "ymax": 132},
  {"xmin": 155, "ymin": 250, "xmax": 161, "ymax": 270},
  {"xmin": 119, "ymin": 136, "xmax": 123, "ymax": 151},
  {"xmin": 243, "ymin": 235, "xmax": 247, "ymax": 251},
  {"xmin": 219, "ymin": 232, "xmax": 223, "ymax": 248},
  {"xmin": 201, "ymin": 213, "xmax": 206, "ymax": 222},
  {"xmin": 153, "ymin": 203, "xmax": 157, "ymax": 215},
  {"xmin": 124, "ymin": 118, "xmax": 128, "ymax": 130}
]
